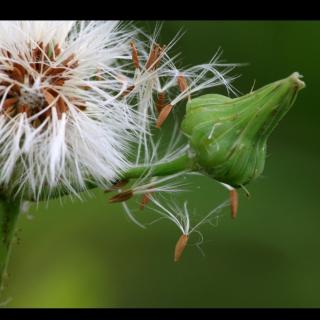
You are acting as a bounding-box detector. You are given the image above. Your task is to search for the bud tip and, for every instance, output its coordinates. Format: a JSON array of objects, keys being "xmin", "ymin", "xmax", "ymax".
[{"xmin": 290, "ymin": 72, "xmax": 305, "ymax": 90}]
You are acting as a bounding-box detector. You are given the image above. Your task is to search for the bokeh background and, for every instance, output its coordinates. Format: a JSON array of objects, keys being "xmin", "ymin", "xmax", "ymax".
[{"xmin": 3, "ymin": 21, "xmax": 320, "ymax": 307}]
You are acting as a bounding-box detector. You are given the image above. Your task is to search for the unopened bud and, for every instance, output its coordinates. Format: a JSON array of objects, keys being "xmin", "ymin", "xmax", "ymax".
[{"xmin": 181, "ymin": 73, "xmax": 305, "ymax": 187}]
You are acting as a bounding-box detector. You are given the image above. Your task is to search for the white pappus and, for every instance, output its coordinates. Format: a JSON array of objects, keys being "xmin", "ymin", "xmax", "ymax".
[{"xmin": 0, "ymin": 21, "xmax": 138, "ymax": 200}]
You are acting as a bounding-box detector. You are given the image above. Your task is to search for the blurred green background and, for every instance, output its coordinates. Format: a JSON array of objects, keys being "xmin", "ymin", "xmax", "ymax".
[{"xmin": 3, "ymin": 21, "xmax": 320, "ymax": 307}]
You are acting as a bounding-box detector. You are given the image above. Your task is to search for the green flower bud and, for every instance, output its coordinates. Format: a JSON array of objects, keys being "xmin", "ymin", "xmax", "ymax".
[{"xmin": 181, "ymin": 72, "xmax": 305, "ymax": 188}]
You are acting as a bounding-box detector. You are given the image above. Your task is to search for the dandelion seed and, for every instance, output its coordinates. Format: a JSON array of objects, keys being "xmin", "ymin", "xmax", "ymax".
[
  {"xmin": 230, "ymin": 189, "xmax": 238, "ymax": 219},
  {"xmin": 140, "ymin": 192, "xmax": 151, "ymax": 210},
  {"xmin": 220, "ymin": 182, "xmax": 239, "ymax": 219},
  {"xmin": 174, "ymin": 234, "xmax": 189, "ymax": 262},
  {"xmin": 148, "ymin": 195, "xmax": 229, "ymax": 261},
  {"xmin": 156, "ymin": 92, "xmax": 166, "ymax": 113},
  {"xmin": 156, "ymin": 104, "xmax": 173, "ymax": 128},
  {"xmin": 130, "ymin": 41, "xmax": 140, "ymax": 70},
  {"xmin": 177, "ymin": 73, "xmax": 191, "ymax": 101},
  {"xmin": 104, "ymin": 179, "xmax": 130, "ymax": 193},
  {"xmin": 109, "ymin": 190, "xmax": 133, "ymax": 203},
  {"xmin": 145, "ymin": 43, "xmax": 164, "ymax": 71}
]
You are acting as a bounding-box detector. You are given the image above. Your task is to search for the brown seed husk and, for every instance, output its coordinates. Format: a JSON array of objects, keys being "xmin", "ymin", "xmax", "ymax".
[
  {"xmin": 109, "ymin": 190, "xmax": 133, "ymax": 203},
  {"xmin": 156, "ymin": 104, "xmax": 173, "ymax": 128},
  {"xmin": 174, "ymin": 234, "xmax": 189, "ymax": 262},
  {"xmin": 230, "ymin": 189, "xmax": 238, "ymax": 219}
]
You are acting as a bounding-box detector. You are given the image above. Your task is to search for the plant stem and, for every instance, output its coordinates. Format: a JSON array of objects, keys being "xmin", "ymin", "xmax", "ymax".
[
  {"xmin": 122, "ymin": 153, "xmax": 195, "ymax": 180},
  {"xmin": 27, "ymin": 152, "xmax": 196, "ymax": 201},
  {"xmin": 0, "ymin": 195, "xmax": 20, "ymax": 294}
]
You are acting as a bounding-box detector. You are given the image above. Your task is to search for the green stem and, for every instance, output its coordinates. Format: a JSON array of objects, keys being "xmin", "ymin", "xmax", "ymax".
[
  {"xmin": 24, "ymin": 152, "xmax": 196, "ymax": 201},
  {"xmin": 0, "ymin": 195, "xmax": 20, "ymax": 294},
  {"xmin": 122, "ymin": 153, "xmax": 195, "ymax": 180}
]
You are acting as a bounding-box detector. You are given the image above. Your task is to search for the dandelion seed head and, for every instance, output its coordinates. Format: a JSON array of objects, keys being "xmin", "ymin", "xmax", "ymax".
[
  {"xmin": 0, "ymin": 21, "xmax": 138, "ymax": 200},
  {"xmin": 0, "ymin": 21, "xmax": 238, "ymax": 204}
]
